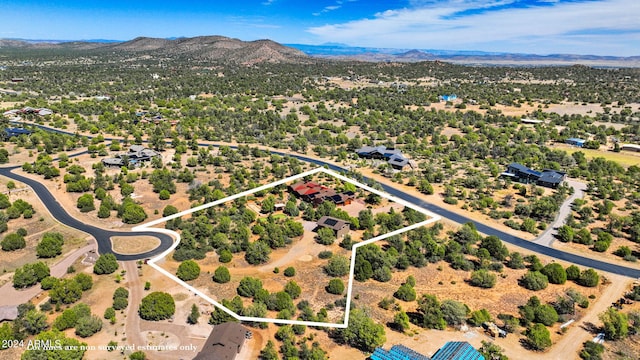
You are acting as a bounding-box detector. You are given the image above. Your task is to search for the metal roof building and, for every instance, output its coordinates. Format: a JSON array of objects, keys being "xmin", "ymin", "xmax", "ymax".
[
  {"xmin": 431, "ymin": 341, "xmax": 484, "ymax": 360},
  {"xmin": 371, "ymin": 344, "xmax": 431, "ymax": 360}
]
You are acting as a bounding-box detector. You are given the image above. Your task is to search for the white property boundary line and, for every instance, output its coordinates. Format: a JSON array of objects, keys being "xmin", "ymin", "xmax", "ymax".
[{"xmin": 134, "ymin": 167, "xmax": 441, "ymax": 328}]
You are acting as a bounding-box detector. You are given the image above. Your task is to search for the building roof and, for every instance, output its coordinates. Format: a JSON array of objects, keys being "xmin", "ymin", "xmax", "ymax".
[
  {"xmin": 0, "ymin": 305, "xmax": 19, "ymax": 322},
  {"xmin": 431, "ymin": 341, "xmax": 484, "ymax": 360},
  {"xmin": 566, "ymin": 137, "xmax": 586, "ymax": 144},
  {"xmin": 193, "ymin": 322, "xmax": 247, "ymax": 360},
  {"xmin": 388, "ymin": 154, "xmax": 410, "ymax": 167},
  {"xmin": 621, "ymin": 144, "xmax": 640, "ymax": 150},
  {"xmin": 371, "ymin": 344, "xmax": 431, "ymax": 360},
  {"xmin": 317, "ymin": 216, "xmax": 349, "ymax": 230},
  {"xmin": 521, "ymin": 118, "xmax": 544, "ymax": 124},
  {"xmin": 538, "ymin": 170, "xmax": 565, "ymax": 185},
  {"xmin": 355, "ymin": 145, "xmax": 387, "ymax": 156},
  {"xmin": 508, "ymin": 163, "xmax": 541, "ymax": 177}
]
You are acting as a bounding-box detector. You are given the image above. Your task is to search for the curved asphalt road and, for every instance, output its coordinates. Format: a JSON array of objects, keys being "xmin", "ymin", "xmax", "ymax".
[
  {"xmin": 11, "ymin": 122, "xmax": 640, "ymax": 278},
  {"xmin": 0, "ymin": 165, "xmax": 174, "ymax": 261}
]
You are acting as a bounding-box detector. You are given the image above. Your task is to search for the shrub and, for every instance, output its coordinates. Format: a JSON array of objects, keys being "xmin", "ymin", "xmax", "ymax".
[
  {"xmin": 469, "ymin": 309, "xmax": 492, "ymax": 326},
  {"xmin": 36, "ymin": 232, "xmax": 64, "ymax": 258},
  {"xmin": 213, "ymin": 266, "xmax": 231, "ymax": 283},
  {"xmin": 469, "ymin": 269, "xmax": 497, "ymax": 288},
  {"xmin": 176, "ymin": 260, "xmax": 200, "ymax": 281},
  {"xmin": 237, "ymin": 277, "xmax": 263, "ymax": 297},
  {"xmin": 541, "ymin": 263, "xmax": 567, "ymax": 284},
  {"xmin": 75, "ymin": 315, "xmax": 103, "ymax": 338},
  {"xmin": 283, "ymin": 267, "xmax": 296, "ymax": 277},
  {"xmin": 139, "ymin": 292, "xmax": 175, "ymax": 321},
  {"xmin": 103, "ymin": 307, "xmax": 115, "ymax": 320},
  {"xmin": 94, "ymin": 253, "xmax": 118, "ymax": 275},
  {"xmin": 519, "ymin": 271, "xmax": 549, "ymax": 291},
  {"xmin": 1, "ymin": 233, "xmax": 25, "ymax": 251},
  {"xmin": 566, "ymin": 265, "xmax": 580, "ymax": 280},
  {"xmin": 324, "ymin": 255, "xmax": 350, "ymax": 277},
  {"xmin": 578, "ymin": 269, "xmax": 600, "ymax": 287},
  {"xmin": 218, "ymin": 249, "xmax": 232, "ymax": 263},
  {"xmin": 394, "ymin": 283, "xmax": 417, "ymax": 302},
  {"xmin": 526, "ymin": 323, "xmax": 552, "ymax": 351},
  {"xmin": 284, "ymin": 280, "xmax": 301, "ymax": 299},
  {"xmin": 326, "ymin": 278, "xmax": 345, "ymax": 295}
]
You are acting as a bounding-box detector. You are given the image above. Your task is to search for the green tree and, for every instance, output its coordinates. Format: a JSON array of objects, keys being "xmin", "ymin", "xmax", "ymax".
[
  {"xmin": 245, "ymin": 241, "xmax": 271, "ymax": 265},
  {"xmin": 326, "ymin": 278, "xmax": 345, "ymax": 295},
  {"xmin": 534, "ymin": 305, "xmax": 559, "ymax": 326},
  {"xmin": 213, "ymin": 266, "xmax": 231, "ymax": 283},
  {"xmin": 50, "ymin": 278, "xmax": 83, "ymax": 304},
  {"xmin": 393, "ymin": 283, "xmax": 417, "ymax": 302},
  {"xmin": 479, "ymin": 340, "xmax": 508, "ymax": 360},
  {"xmin": 94, "ymin": 253, "xmax": 118, "ymax": 275},
  {"xmin": 469, "ymin": 269, "xmax": 497, "ymax": 288},
  {"xmin": 469, "ymin": 309, "xmax": 492, "ymax": 327},
  {"xmin": 417, "ymin": 294, "xmax": 446, "ymax": 329},
  {"xmin": 526, "ymin": 323, "xmax": 552, "ymax": 351},
  {"xmin": 315, "ymin": 227, "xmax": 336, "ymax": 245},
  {"xmin": 176, "ymin": 260, "xmax": 200, "ymax": 281},
  {"xmin": 104, "ymin": 307, "xmax": 115, "ymax": 320},
  {"xmin": 541, "ymin": 263, "xmax": 567, "ymax": 285},
  {"xmin": 21, "ymin": 330, "xmax": 86, "ymax": 360},
  {"xmin": 36, "ymin": 232, "xmax": 64, "ymax": 258},
  {"xmin": 566, "ymin": 265, "xmax": 581, "ymax": 281},
  {"xmin": 187, "ymin": 304, "xmax": 200, "ymax": 324},
  {"xmin": 333, "ymin": 308, "xmax": 386, "ymax": 352},
  {"xmin": 20, "ymin": 309, "xmax": 49, "ymax": 335},
  {"xmin": 599, "ymin": 307, "xmax": 628, "ymax": 340},
  {"xmin": 259, "ymin": 340, "xmax": 279, "ymax": 360},
  {"xmin": 283, "ymin": 266, "xmax": 296, "ymax": 277},
  {"xmin": 1, "ymin": 233, "xmax": 25, "ymax": 251},
  {"xmin": 324, "ymin": 255, "xmax": 349, "ymax": 277},
  {"xmin": 578, "ymin": 269, "xmax": 600, "ymax": 287},
  {"xmin": 520, "ymin": 271, "xmax": 549, "ymax": 291},
  {"xmin": 284, "ymin": 280, "xmax": 302, "ymax": 299},
  {"xmin": 237, "ymin": 277, "xmax": 263, "ymax": 297},
  {"xmin": 394, "ymin": 310, "xmax": 411, "ymax": 332},
  {"xmin": 139, "ymin": 292, "xmax": 175, "ymax": 321},
  {"xmin": 73, "ymin": 273, "xmax": 93, "ymax": 291},
  {"xmin": 76, "ymin": 194, "xmax": 95, "ymax": 212},
  {"xmin": 440, "ymin": 299, "xmax": 469, "ymax": 326},
  {"xmin": 75, "ymin": 315, "xmax": 102, "ymax": 338}
]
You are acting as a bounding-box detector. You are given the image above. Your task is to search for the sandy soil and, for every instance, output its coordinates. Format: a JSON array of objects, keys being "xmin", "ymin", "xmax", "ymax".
[{"xmin": 111, "ymin": 236, "xmax": 160, "ymax": 255}]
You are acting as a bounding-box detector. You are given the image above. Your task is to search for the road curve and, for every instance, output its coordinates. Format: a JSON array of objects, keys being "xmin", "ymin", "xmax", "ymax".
[
  {"xmin": 0, "ymin": 166, "xmax": 174, "ymax": 261},
  {"xmin": 12, "ymin": 122, "xmax": 640, "ymax": 278}
]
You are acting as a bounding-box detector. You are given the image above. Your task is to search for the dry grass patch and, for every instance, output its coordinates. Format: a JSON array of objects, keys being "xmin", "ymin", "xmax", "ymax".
[{"xmin": 111, "ymin": 236, "xmax": 160, "ymax": 255}]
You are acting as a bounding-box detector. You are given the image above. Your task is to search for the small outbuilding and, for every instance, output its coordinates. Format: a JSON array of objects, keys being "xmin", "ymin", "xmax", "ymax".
[
  {"xmin": 317, "ymin": 216, "xmax": 350, "ymax": 239},
  {"xmin": 621, "ymin": 144, "xmax": 640, "ymax": 152},
  {"xmin": 565, "ymin": 138, "xmax": 586, "ymax": 147}
]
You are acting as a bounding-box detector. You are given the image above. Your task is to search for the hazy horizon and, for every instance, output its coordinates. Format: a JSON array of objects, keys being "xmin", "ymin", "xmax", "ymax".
[{"xmin": 1, "ymin": 0, "xmax": 639, "ymax": 56}]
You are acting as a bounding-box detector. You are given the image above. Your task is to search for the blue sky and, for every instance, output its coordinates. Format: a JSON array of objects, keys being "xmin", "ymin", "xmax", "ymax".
[{"xmin": 1, "ymin": 0, "xmax": 638, "ymax": 56}]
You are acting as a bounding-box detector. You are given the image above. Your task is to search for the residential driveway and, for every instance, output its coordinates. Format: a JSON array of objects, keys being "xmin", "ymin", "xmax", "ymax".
[{"xmin": 533, "ymin": 179, "xmax": 587, "ymax": 247}]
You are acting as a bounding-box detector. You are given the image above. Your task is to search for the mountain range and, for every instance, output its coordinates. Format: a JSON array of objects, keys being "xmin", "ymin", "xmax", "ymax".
[{"xmin": 1, "ymin": 36, "xmax": 639, "ymax": 67}]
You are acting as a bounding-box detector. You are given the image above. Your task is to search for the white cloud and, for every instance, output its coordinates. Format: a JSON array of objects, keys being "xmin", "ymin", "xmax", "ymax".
[{"xmin": 306, "ymin": 0, "xmax": 640, "ymax": 55}]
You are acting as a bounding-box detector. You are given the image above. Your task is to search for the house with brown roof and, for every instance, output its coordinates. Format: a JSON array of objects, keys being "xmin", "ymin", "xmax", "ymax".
[
  {"xmin": 289, "ymin": 181, "xmax": 355, "ymax": 206},
  {"xmin": 193, "ymin": 322, "xmax": 248, "ymax": 360},
  {"xmin": 317, "ymin": 216, "xmax": 350, "ymax": 238}
]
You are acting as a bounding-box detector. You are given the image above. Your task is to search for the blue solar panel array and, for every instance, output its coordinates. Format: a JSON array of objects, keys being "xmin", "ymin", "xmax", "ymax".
[
  {"xmin": 371, "ymin": 344, "xmax": 431, "ymax": 360},
  {"xmin": 431, "ymin": 342, "xmax": 484, "ymax": 360}
]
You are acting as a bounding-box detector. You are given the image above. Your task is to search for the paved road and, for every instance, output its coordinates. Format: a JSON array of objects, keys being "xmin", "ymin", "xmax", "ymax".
[
  {"xmin": 10, "ymin": 122, "xmax": 640, "ymax": 278},
  {"xmin": 0, "ymin": 166, "xmax": 174, "ymax": 261}
]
